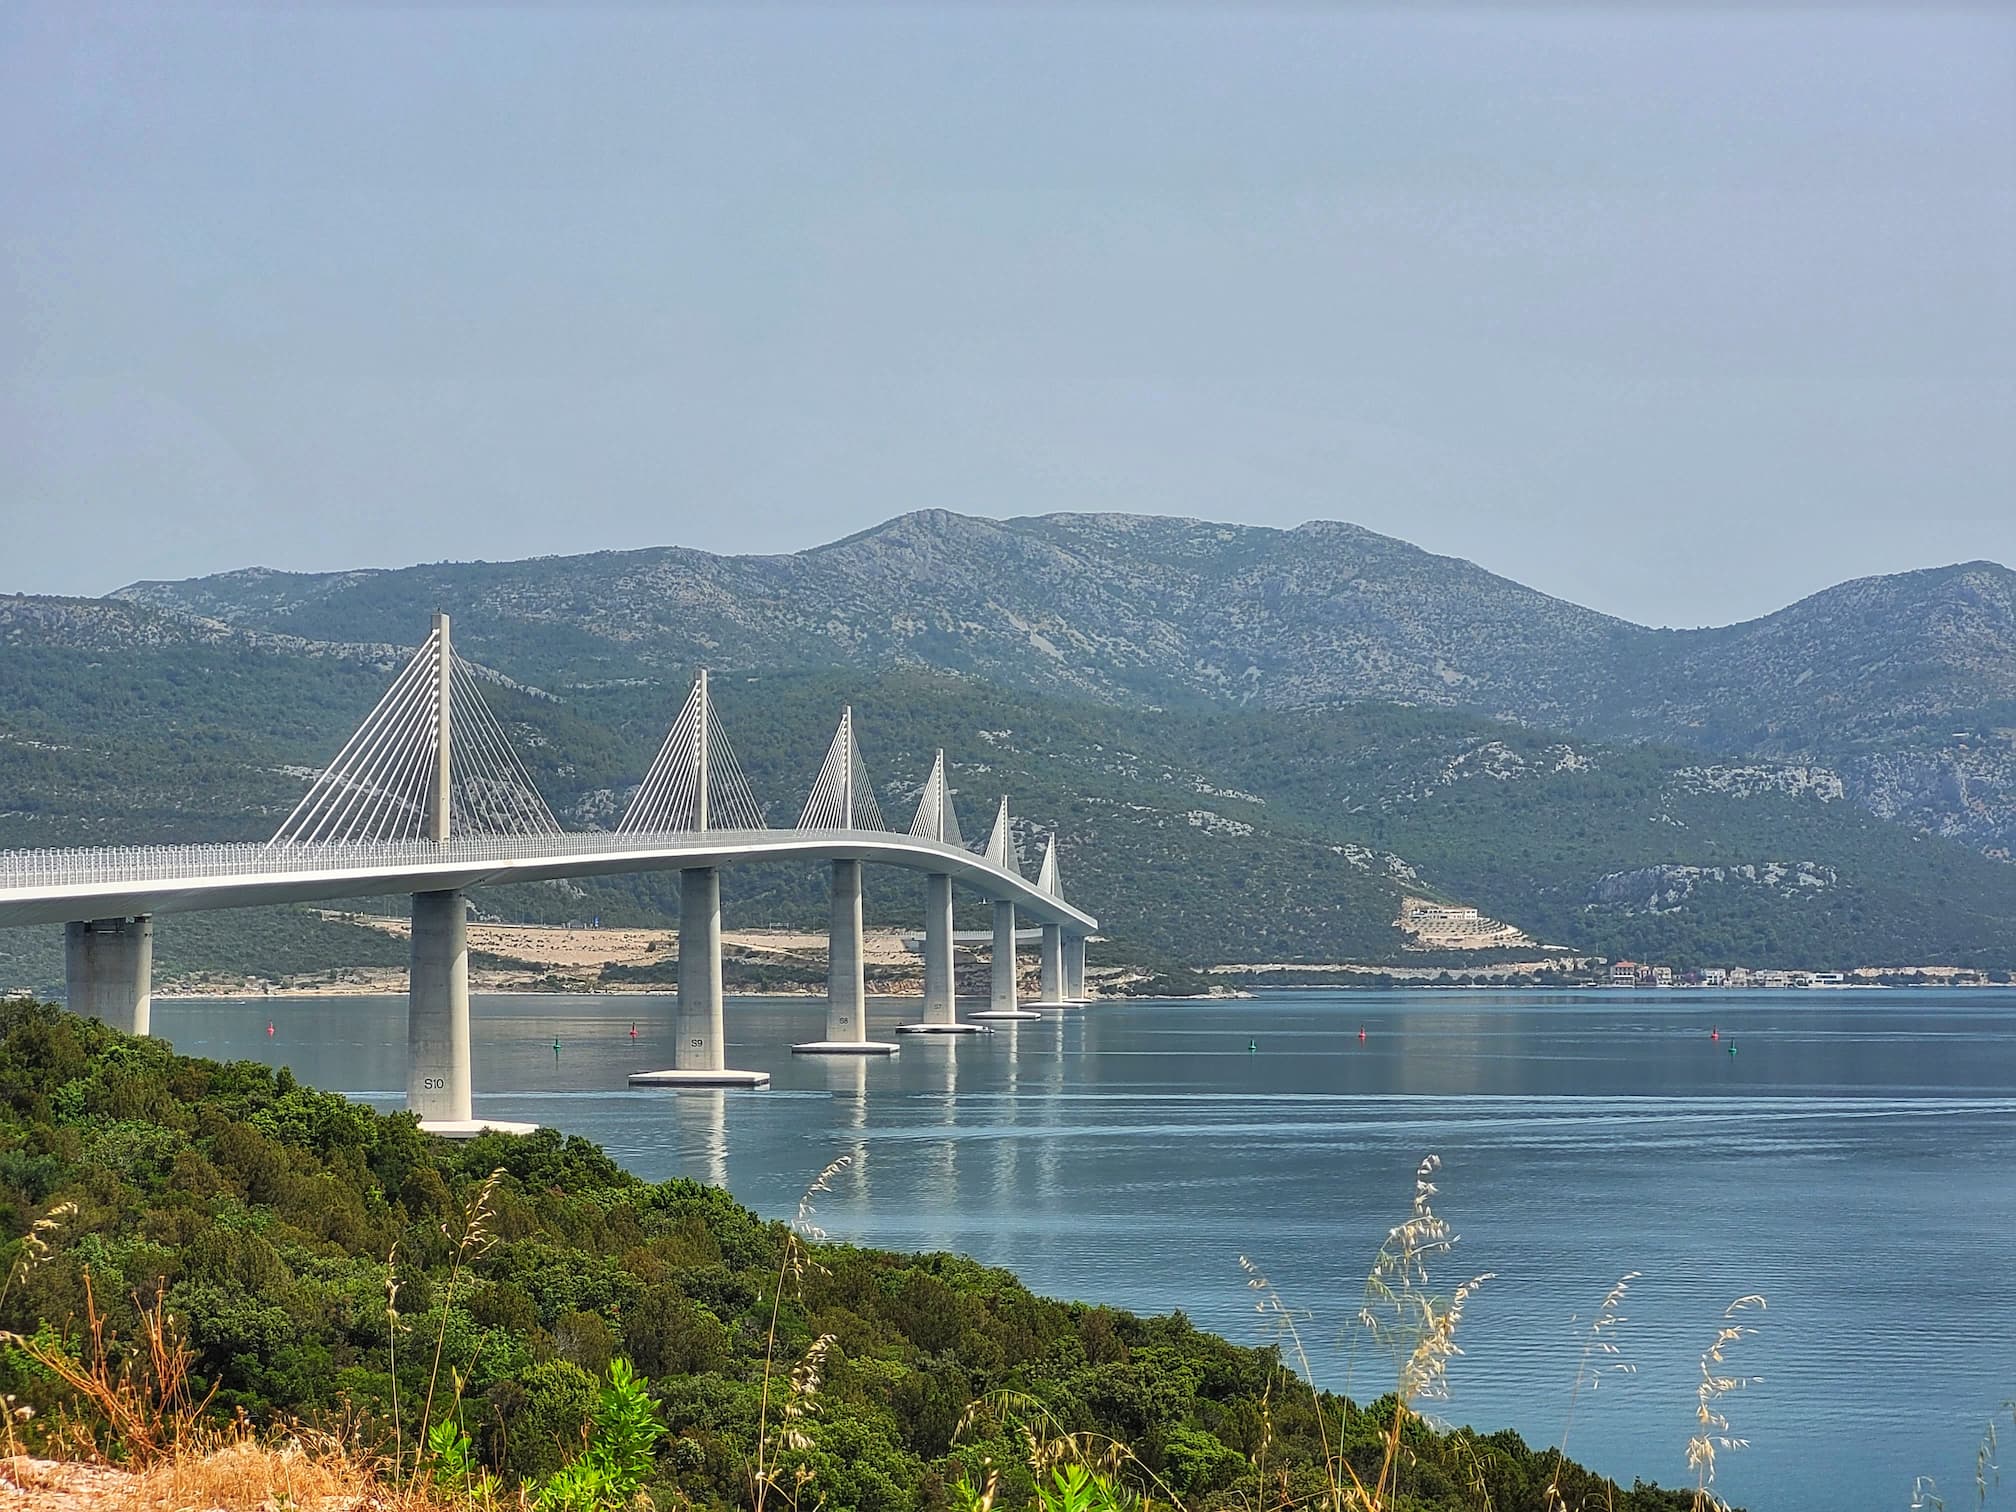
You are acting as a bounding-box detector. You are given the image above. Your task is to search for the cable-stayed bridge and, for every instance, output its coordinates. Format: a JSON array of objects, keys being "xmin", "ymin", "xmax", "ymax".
[{"xmin": 0, "ymin": 614, "xmax": 1097, "ymax": 1133}]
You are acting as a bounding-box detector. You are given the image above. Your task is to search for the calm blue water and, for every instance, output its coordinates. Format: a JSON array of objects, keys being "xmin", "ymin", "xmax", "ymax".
[{"xmin": 155, "ymin": 988, "xmax": 2016, "ymax": 1512}]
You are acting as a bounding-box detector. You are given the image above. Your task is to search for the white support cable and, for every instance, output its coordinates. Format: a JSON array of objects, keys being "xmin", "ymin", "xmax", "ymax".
[
  {"xmin": 274, "ymin": 639, "xmax": 439, "ymax": 846},
  {"xmin": 621, "ymin": 679, "xmax": 703, "ymax": 833},
  {"xmin": 647, "ymin": 703, "xmax": 696, "ymax": 830},
  {"xmin": 982, "ymin": 796, "xmax": 1017, "ymax": 870},
  {"xmin": 446, "ymin": 662, "xmax": 501, "ymax": 830},
  {"xmin": 372, "ymin": 693, "xmax": 439, "ymax": 843},
  {"xmin": 274, "ymin": 635, "xmax": 433, "ymax": 840},
  {"xmin": 274, "ymin": 632, "xmax": 561, "ymax": 847},
  {"xmin": 334, "ymin": 656, "xmax": 440, "ymax": 842},
  {"xmin": 324, "ymin": 646, "xmax": 437, "ymax": 839},
  {"xmin": 799, "ymin": 715, "xmax": 854, "ymax": 829},
  {"xmin": 707, "ymin": 705, "xmax": 767, "ymax": 830},
  {"xmin": 457, "ymin": 661, "xmax": 548, "ymax": 822},
  {"xmin": 450, "ymin": 661, "xmax": 523, "ymax": 830},
  {"xmin": 450, "ymin": 656, "xmax": 561, "ymax": 835},
  {"xmin": 343, "ymin": 674, "xmax": 430, "ymax": 844},
  {"xmin": 628, "ymin": 700, "xmax": 692, "ymax": 830},
  {"xmin": 850, "ymin": 741, "xmax": 886, "ymax": 831},
  {"xmin": 908, "ymin": 750, "xmax": 962, "ymax": 846},
  {"xmin": 273, "ymin": 641, "xmax": 429, "ymax": 845}
]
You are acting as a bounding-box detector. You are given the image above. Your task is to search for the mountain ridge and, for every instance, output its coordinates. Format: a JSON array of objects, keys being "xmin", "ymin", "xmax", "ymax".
[{"xmin": 95, "ymin": 509, "xmax": 2016, "ymax": 860}]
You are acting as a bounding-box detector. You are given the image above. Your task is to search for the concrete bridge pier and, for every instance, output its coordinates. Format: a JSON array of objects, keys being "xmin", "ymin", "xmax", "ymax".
[
  {"xmin": 631, "ymin": 868, "xmax": 770, "ymax": 1086},
  {"xmin": 407, "ymin": 891, "xmax": 535, "ymax": 1137},
  {"xmin": 64, "ymin": 916, "xmax": 153, "ymax": 1036},
  {"xmin": 899, "ymin": 873, "xmax": 983, "ymax": 1034},
  {"xmin": 1033, "ymin": 921, "xmax": 1071, "ymax": 1008},
  {"xmin": 1064, "ymin": 934, "xmax": 1090, "ymax": 1003},
  {"xmin": 795, "ymin": 859, "xmax": 897, "ymax": 1055},
  {"xmin": 972, "ymin": 899, "xmax": 1038, "ymax": 1021}
]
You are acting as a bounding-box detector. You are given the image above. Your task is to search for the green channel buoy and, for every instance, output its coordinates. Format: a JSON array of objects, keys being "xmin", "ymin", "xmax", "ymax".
[{"xmin": 1248, "ymin": 1038, "xmax": 1257, "ymax": 1054}]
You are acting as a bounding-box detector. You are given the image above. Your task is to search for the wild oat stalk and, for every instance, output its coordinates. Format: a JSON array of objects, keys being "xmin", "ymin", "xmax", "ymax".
[
  {"xmin": 1974, "ymin": 1400, "xmax": 2015, "ymax": 1509},
  {"xmin": 1545, "ymin": 1271, "xmax": 1640, "ymax": 1510},
  {"xmin": 752, "ymin": 1332, "xmax": 837, "ymax": 1510},
  {"xmin": 1242, "ymin": 1156, "xmax": 1488, "ymax": 1512},
  {"xmin": 1917, "ymin": 1399, "xmax": 2016, "ymax": 1511},
  {"xmin": 953, "ymin": 1459, "xmax": 1001, "ymax": 1511},
  {"xmin": 1686, "ymin": 1294, "xmax": 1766, "ymax": 1512},
  {"xmin": 385, "ymin": 1242, "xmax": 405, "ymax": 1489},
  {"xmin": 1353, "ymin": 1155, "xmax": 1492, "ymax": 1512},
  {"xmin": 416, "ymin": 1167, "xmax": 505, "ymax": 1474},
  {"xmin": 751, "ymin": 1154, "xmax": 852, "ymax": 1512}
]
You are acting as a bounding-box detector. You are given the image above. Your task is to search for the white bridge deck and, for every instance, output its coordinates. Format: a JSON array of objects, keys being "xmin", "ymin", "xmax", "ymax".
[{"xmin": 0, "ymin": 829, "xmax": 1098, "ymax": 932}]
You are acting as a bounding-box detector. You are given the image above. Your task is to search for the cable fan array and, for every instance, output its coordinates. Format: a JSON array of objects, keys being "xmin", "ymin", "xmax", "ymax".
[
  {"xmin": 448, "ymin": 659, "xmax": 566, "ymax": 837},
  {"xmin": 269, "ymin": 622, "xmax": 1043, "ymax": 878},
  {"xmin": 798, "ymin": 708, "xmax": 888, "ymax": 831},
  {"xmin": 908, "ymin": 750, "xmax": 964, "ymax": 847},
  {"xmin": 618, "ymin": 672, "xmax": 767, "ymax": 833},
  {"xmin": 269, "ymin": 627, "xmax": 560, "ymax": 847}
]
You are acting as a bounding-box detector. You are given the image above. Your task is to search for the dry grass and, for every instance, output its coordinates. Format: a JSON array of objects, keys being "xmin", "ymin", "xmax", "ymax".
[
  {"xmin": 115, "ymin": 1432, "xmax": 380, "ymax": 1512},
  {"xmin": 1, "ymin": 1428, "xmax": 470, "ymax": 1512},
  {"xmin": 1242, "ymin": 1154, "xmax": 1495, "ymax": 1512},
  {"xmin": 1685, "ymin": 1295, "xmax": 1766, "ymax": 1512},
  {"xmin": 2, "ymin": 1273, "xmax": 215, "ymax": 1467},
  {"xmin": 1545, "ymin": 1271, "xmax": 1640, "ymax": 1511}
]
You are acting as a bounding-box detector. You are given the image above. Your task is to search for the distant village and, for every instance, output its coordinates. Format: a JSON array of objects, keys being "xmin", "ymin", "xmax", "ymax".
[{"xmin": 1605, "ymin": 960, "xmax": 2009, "ymax": 988}]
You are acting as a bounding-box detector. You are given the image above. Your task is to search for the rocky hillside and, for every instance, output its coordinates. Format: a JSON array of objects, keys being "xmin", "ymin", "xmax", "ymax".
[
  {"xmin": 111, "ymin": 512, "xmax": 2016, "ymax": 859},
  {"xmin": 112, "ymin": 513, "xmax": 1636, "ymax": 717}
]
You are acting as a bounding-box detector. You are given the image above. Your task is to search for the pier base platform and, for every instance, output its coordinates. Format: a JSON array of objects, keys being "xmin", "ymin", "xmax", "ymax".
[
  {"xmin": 969, "ymin": 1008, "xmax": 1042, "ymax": 1021},
  {"xmin": 791, "ymin": 1040, "xmax": 900, "ymax": 1055},
  {"xmin": 895, "ymin": 1022, "xmax": 990, "ymax": 1035},
  {"xmin": 628, "ymin": 1068, "xmax": 772, "ymax": 1088}
]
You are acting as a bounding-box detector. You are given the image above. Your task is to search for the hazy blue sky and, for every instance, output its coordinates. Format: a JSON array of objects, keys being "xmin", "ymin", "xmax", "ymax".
[{"xmin": 3, "ymin": 4, "xmax": 2011, "ymax": 626}]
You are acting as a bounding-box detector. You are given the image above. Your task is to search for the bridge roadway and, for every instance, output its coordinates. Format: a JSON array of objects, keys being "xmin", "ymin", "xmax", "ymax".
[
  {"xmin": 0, "ymin": 828, "xmax": 1098, "ymax": 1134},
  {"xmin": 0, "ymin": 830, "xmax": 1096, "ymax": 934}
]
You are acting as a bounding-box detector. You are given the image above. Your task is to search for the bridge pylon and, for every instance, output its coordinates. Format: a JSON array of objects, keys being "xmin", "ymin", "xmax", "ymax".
[
  {"xmin": 271, "ymin": 613, "xmax": 560, "ymax": 848},
  {"xmin": 908, "ymin": 750, "xmax": 963, "ymax": 847},
  {"xmin": 981, "ymin": 796, "xmax": 1017, "ymax": 872},
  {"xmin": 64, "ymin": 916, "xmax": 152, "ymax": 1036},
  {"xmin": 799, "ymin": 708, "xmax": 886, "ymax": 831},
  {"xmin": 619, "ymin": 670, "xmax": 767, "ymax": 833}
]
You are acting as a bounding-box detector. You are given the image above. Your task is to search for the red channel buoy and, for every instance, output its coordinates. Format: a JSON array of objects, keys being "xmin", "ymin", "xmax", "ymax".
[
  {"xmin": 1711, "ymin": 1027, "xmax": 1720, "ymax": 1041},
  {"xmin": 1358, "ymin": 1026, "xmax": 1367, "ymax": 1042},
  {"xmin": 266, "ymin": 1021, "xmax": 275, "ymax": 1037}
]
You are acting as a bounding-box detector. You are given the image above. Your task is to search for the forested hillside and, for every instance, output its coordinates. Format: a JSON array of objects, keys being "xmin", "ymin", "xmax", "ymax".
[{"xmin": 6, "ymin": 606, "xmax": 2016, "ymax": 982}]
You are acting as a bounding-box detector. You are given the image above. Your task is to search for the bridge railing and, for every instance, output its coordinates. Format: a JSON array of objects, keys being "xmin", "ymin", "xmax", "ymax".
[{"xmin": 0, "ymin": 829, "xmax": 995, "ymax": 895}]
